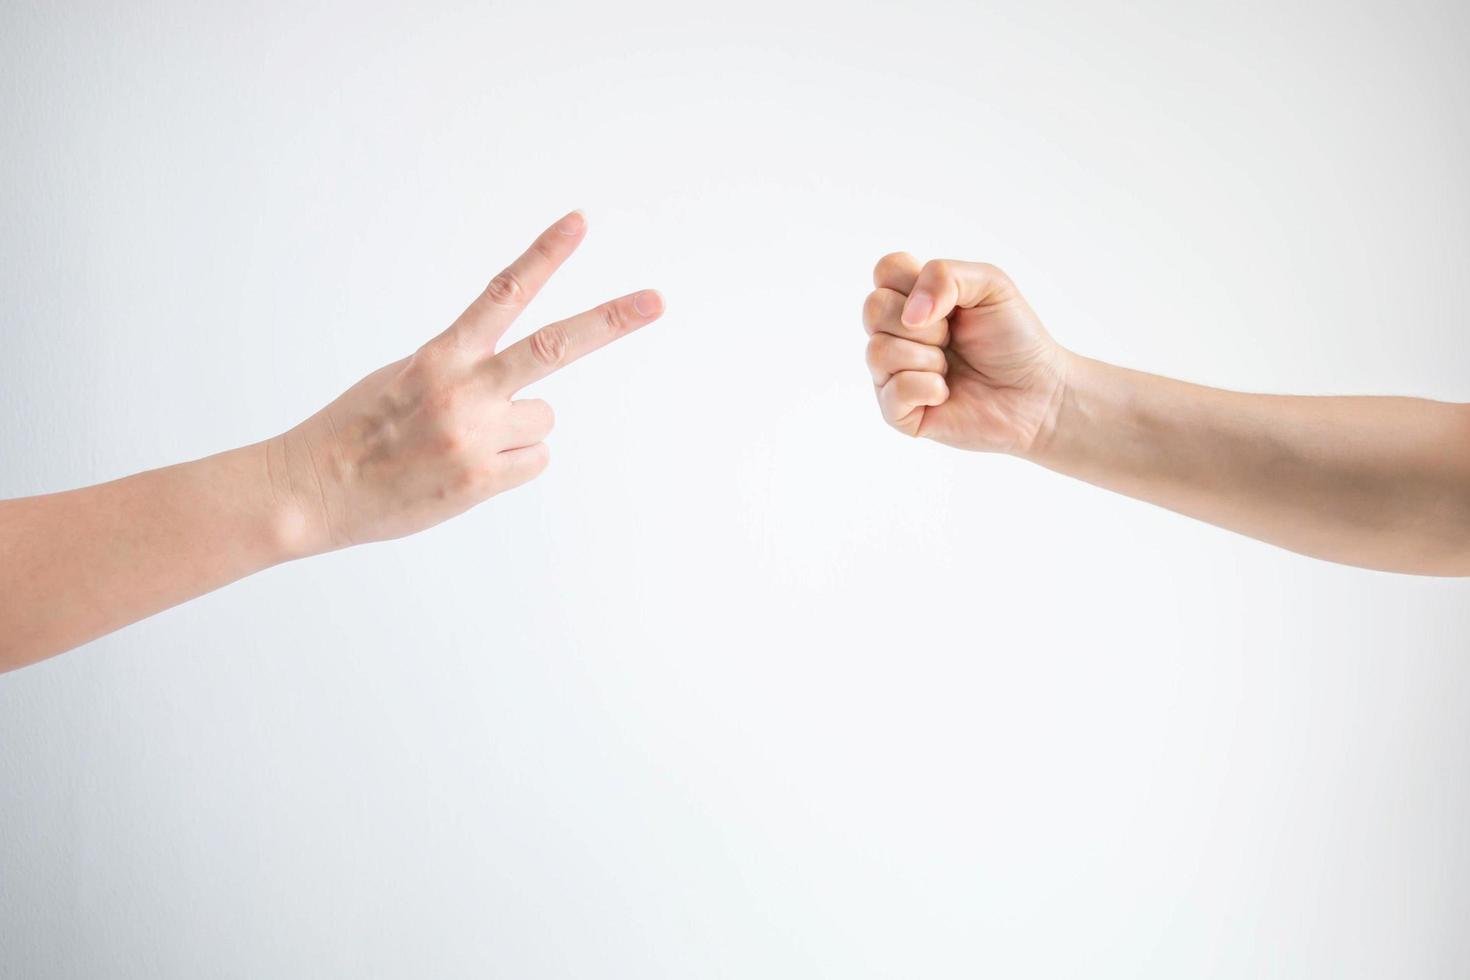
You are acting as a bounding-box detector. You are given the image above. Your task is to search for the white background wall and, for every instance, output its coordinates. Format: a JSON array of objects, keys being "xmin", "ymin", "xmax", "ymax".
[{"xmin": 3, "ymin": 0, "xmax": 1469, "ymax": 976}]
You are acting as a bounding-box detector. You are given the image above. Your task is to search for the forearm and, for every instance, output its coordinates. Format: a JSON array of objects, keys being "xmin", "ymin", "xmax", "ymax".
[
  {"xmin": 0, "ymin": 441, "xmax": 309, "ymax": 671},
  {"xmin": 0, "ymin": 212, "xmax": 658, "ymax": 674},
  {"xmin": 1029, "ymin": 354, "xmax": 1470, "ymax": 575}
]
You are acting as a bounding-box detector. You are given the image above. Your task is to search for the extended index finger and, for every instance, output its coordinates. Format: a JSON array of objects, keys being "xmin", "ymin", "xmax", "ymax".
[
  {"xmin": 432, "ymin": 210, "xmax": 588, "ymax": 355},
  {"xmin": 488, "ymin": 289, "xmax": 665, "ymax": 394}
]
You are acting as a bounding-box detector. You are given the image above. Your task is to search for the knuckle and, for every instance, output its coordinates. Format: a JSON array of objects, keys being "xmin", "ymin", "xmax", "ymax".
[
  {"xmin": 435, "ymin": 427, "xmax": 466, "ymax": 457},
  {"xmin": 409, "ymin": 341, "xmax": 451, "ymax": 376},
  {"xmin": 865, "ymin": 331, "xmax": 893, "ymax": 363},
  {"xmin": 862, "ymin": 290, "xmax": 890, "ymax": 329},
  {"xmin": 966, "ymin": 261, "xmax": 1015, "ymax": 302},
  {"xmin": 483, "ymin": 271, "xmax": 525, "ymax": 307},
  {"xmin": 450, "ymin": 464, "xmax": 491, "ymax": 497},
  {"xmin": 426, "ymin": 393, "xmax": 479, "ymax": 457},
  {"xmin": 874, "ymin": 251, "xmax": 911, "ymax": 279},
  {"xmin": 601, "ymin": 301, "xmax": 628, "ymax": 335},
  {"xmin": 981, "ymin": 262, "xmax": 1015, "ymax": 293},
  {"xmin": 881, "ymin": 404, "xmax": 915, "ymax": 436},
  {"xmin": 514, "ymin": 399, "xmax": 555, "ymax": 437},
  {"xmin": 529, "ymin": 324, "xmax": 568, "ymax": 366}
]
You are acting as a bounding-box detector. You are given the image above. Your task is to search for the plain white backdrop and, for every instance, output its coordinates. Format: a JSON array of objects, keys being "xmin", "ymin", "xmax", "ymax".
[{"xmin": 3, "ymin": 0, "xmax": 1469, "ymax": 976}]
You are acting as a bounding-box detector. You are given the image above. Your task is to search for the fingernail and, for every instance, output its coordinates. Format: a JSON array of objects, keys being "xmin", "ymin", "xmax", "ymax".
[
  {"xmin": 633, "ymin": 289, "xmax": 663, "ymax": 317},
  {"xmin": 902, "ymin": 290, "xmax": 934, "ymax": 327},
  {"xmin": 556, "ymin": 210, "xmax": 586, "ymax": 235}
]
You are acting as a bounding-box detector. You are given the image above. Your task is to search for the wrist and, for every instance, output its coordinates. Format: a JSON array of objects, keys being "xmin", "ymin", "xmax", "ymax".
[
  {"xmin": 1014, "ymin": 347, "xmax": 1083, "ymax": 464},
  {"xmin": 165, "ymin": 442, "xmax": 323, "ymax": 574},
  {"xmin": 1021, "ymin": 351, "xmax": 1141, "ymax": 477},
  {"xmin": 252, "ymin": 436, "xmax": 335, "ymax": 562}
]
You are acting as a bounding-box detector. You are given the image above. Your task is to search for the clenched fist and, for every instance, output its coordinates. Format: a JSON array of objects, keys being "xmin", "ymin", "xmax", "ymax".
[
  {"xmin": 270, "ymin": 210, "xmax": 664, "ymax": 553},
  {"xmin": 862, "ymin": 253, "xmax": 1068, "ymax": 456}
]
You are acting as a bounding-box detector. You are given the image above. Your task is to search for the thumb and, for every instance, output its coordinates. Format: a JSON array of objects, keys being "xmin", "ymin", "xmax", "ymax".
[{"xmin": 900, "ymin": 260, "xmax": 1017, "ymax": 330}]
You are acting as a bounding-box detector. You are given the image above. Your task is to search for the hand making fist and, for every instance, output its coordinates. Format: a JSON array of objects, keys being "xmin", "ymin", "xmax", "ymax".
[{"xmin": 863, "ymin": 253, "xmax": 1069, "ymax": 456}]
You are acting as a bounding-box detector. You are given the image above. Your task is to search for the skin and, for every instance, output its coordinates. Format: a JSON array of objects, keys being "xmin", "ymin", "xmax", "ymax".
[
  {"xmin": 3, "ymin": 228, "xmax": 1464, "ymax": 672},
  {"xmin": 0, "ymin": 210, "xmax": 664, "ymax": 672},
  {"xmin": 863, "ymin": 252, "xmax": 1470, "ymax": 576}
]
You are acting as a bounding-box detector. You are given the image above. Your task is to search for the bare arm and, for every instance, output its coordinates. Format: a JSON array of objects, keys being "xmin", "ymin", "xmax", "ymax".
[
  {"xmin": 1032, "ymin": 358, "xmax": 1470, "ymax": 575},
  {"xmin": 1, "ymin": 211, "xmax": 666, "ymax": 672},
  {"xmin": 861, "ymin": 252, "xmax": 1470, "ymax": 576},
  {"xmin": 0, "ymin": 445, "xmax": 304, "ymax": 668}
]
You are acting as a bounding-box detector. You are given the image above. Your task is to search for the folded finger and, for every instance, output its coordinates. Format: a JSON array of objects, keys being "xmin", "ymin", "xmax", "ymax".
[
  {"xmin": 878, "ymin": 370, "xmax": 948, "ymax": 434},
  {"xmin": 497, "ymin": 398, "xmax": 556, "ymax": 450},
  {"xmin": 901, "ymin": 259, "xmax": 1017, "ymax": 330},
  {"xmin": 494, "ymin": 442, "xmax": 551, "ymax": 491},
  {"xmin": 866, "ymin": 333, "xmax": 948, "ymax": 386},
  {"xmin": 873, "ymin": 251, "xmax": 922, "ymax": 293},
  {"xmin": 864, "ymin": 288, "xmax": 949, "ymax": 347}
]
